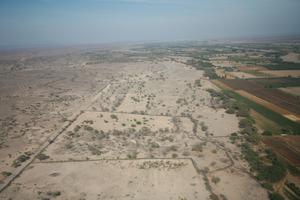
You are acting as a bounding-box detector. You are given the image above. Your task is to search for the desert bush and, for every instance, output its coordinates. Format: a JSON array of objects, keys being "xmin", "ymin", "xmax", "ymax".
[
  {"xmin": 83, "ymin": 125, "xmax": 94, "ymax": 132},
  {"xmin": 201, "ymin": 124, "xmax": 208, "ymax": 131},
  {"xmin": 182, "ymin": 151, "xmax": 190, "ymax": 156},
  {"xmin": 211, "ymin": 176, "xmax": 220, "ymax": 184},
  {"xmin": 194, "ymin": 79, "xmax": 202, "ymax": 87},
  {"xmin": 83, "ymin": 120, "xmax": 93, "ymax": 124},
  {"xmin": 112, "ymin": 129, "xmax": 123, "ymax": 136},
  {"xmin": 191, "ymin": 142, "xmax": 203, "ymax": 152},
  {"xmin": 150, "ymin": 142, "xmax": 160, "ymax": 148},
  {"xmin": 12, "ymin": 153, "xmax": 31, "ymax": 168},
  {"xmin": 96, "ymin": 130, "xmax": 105, "ymax": 140},
  {"xmin": 110, "ymin": 114, "xmax": 118, "ymax": 120},
  {"xmin": 1, "ymin": 171, "xmax": 12, "ymax": 177},
  {"xmin": 209, "ymin": 194, "xmax": 219, "ymax": 200},
  {"xmin": 127, "ymin": 150, "xmax": 138, "ymax": 159},
  {"xmin": 47, "ymin": 191, "xmax": 61, "ymax": 197},
  {"xmin": 74, "ymin": 125, "xmax": 81, "ymax": 132},
  {"xmin": 168, "ymin": 145, "xmax": 178, "ymax": 151},
  {"xmin": 36, "ymin": 153, "xmax": 50, "ymax": 161},
  {"xmin": 88, "ymin": 145, "xmax": 102, "ymax": 155}
]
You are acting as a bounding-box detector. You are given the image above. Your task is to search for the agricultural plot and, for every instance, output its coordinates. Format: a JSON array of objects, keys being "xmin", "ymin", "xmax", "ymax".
[
  {"xmin": 250, "ymin": 78, "xmax": 300, "ymax": 88},
  {"xmin": 263, "ymin": 136, "xmax": 300, "ymax": 167},
  {"xmin": 260, "ymin": 70, "xmax": 300, "ymax": 78},
  {"xmin": 279, "ymin": 87, "xmax": 300, "ymax": 97},
  {"xmin": 220, "ymin": 79, "xmax": 300, "ymax": 117}
]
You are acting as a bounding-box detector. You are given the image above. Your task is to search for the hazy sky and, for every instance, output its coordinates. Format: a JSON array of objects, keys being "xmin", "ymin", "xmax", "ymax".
[{"xmin": 0, "ymin": 0, "xmax": 300, "ymax": 46}]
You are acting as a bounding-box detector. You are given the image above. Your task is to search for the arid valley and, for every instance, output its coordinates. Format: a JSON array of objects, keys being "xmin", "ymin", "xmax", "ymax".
[{"xmin": 0, "ymin": 41, "xmax": 299, "ymax": 200}]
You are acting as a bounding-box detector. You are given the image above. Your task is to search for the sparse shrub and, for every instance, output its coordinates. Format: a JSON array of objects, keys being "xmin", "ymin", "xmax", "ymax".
[
  {"xmin": 88, "ymin": 145, "xmax": 102, "ymax": 155},
  {"xmin": 83, "ymin": 120, "xmax": 93, "ymax": 124},
  {"xmin": 169, "ymin": 145, "xmax": 178, "ymax": 151},
  {"xmin": 182, "ymin": 151, "xmax": 190, "ymax": 156},
  {"xmin": 194, "ymin": 79, "xmax": 202, "ymax": 87},
  {"xmin": 191, "ymin": 142, "xmax": 203, "ymax": 152},
  {"xmin": 65, "ymin": 142, "xmax": 73, "ymax": 149},
  {"xmin": 150, "ymin": 142, "xmax": 160, "ymax": 148},
  {"xmin": 74, "ymin": 125, "xmax": 81, "ymax": 132},
  {"xmin": 127, "ymin": 151, "xmax": 138, "ymax": 159},
  {"xmin": 83, "ymin": 125, "xmax": 94, "ymax": 132},
  {"xmin": 47, "ymin": 191, "xmax": 61, "ymax": 197},
  {"xmin": 209, "ymin": 194, "xmax": 219, "ymax": 200},
  {"xmin": 110, "ymin": 114, "xmax": 118, "ymax": 120},
  {"xmin": 201, "ymin": 124, "xmax": 208, "ymax": 131},
  {"xmin": 112, "ymin": 129, "xmax": 123, "ymax": 136},
  {"xmin": 36, "ymin": 153, "xmax": 50, "ymax": 161},
  {"xmin": 96, "ymin": 130, "xmax": 105, "ymax": 140},
  {"xmin": 12, "ymin": 154, "xmax": 31, "ymax": 168},
  {"xmin": 139, "ymin": 126, "xmax": 152, "ymax": 135},
  {"xmin": 211, "ymin": 176, "xmax": 220, "ymax": 184},
  {"xmin": 1, "ymin": 171, "xmax": 12, "ymax": 177}
]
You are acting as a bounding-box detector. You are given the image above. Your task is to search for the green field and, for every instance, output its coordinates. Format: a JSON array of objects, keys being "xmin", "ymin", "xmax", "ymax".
[{"xmin": 223, "ymin": 90, "xmax": 300, "ymax": 134}]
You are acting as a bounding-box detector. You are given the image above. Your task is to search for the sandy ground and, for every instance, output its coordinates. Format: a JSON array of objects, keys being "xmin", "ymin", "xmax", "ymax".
[
  {"xmin": 0, "ymin": 159, "xmax": 210, "ymax": 200},
  {"xmin": 0, "ymin": 49, "xmax": 268, "ymax": 200},
  {"xmin": 279, "ymin": 87, "xmax": 300, "ymax": 97},
  {"xmin": 281, "ymin": 53, "xmax": 300, "ymax": 63}
]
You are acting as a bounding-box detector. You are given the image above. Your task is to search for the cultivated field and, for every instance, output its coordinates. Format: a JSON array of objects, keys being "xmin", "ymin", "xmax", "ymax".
[
  {"xmin": 260, "ymin": 70, "xmax": 300, "ymax": 78},
  {"xmin": 219, "ymin": 79, "xmax": 300, "ymax": 118},
  {"xmin": 263, "ymin": 136, "xmax": 300, "ymax": 167},
  {"xmin": 279, "ymin": 87, "xmax": 300, "ymax": 97}
]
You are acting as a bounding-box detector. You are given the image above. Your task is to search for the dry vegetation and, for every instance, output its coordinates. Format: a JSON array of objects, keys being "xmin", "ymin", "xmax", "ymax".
[{"xmin": 2, "ymin": 41, "xmax": 300, "ymax": 200}]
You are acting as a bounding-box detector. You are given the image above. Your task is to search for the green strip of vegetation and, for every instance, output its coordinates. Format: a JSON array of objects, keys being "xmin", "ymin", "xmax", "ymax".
[
  {"xmin": 241, "ymin": 144, "xmax": 287, "ymax": 183},
  {"xmin": 207, "ymin": 88, "xmax": 289, "ymax": 199},
  {"xmin": 222, "ymin": 90, "xmax": 300, "ymax": 134},
  {"xmin": 187, "ymin": 59, "xmax": 218, "ymax": 79}
]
